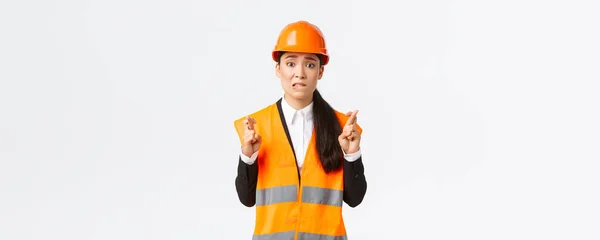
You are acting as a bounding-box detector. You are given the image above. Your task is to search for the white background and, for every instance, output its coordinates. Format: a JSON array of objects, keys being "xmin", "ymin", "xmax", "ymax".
[{"xmin": 1, "ymin": 0, "xmax": 599, "ymax": 239}]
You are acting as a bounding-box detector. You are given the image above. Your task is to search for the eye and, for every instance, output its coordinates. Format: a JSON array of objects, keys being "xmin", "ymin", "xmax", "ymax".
[
  {"xmin": 286, "ymin": 62, "xmax": 295, "ymax": 67},
  {"xmin": 306, "ymin": 63, "xmax": 315, "ymax": 68}
]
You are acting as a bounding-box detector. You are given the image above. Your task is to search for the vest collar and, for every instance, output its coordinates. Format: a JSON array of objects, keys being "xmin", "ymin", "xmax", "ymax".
[{"xmin": 280, "ymin": 95, "xmax": 314, "ymax": 126}]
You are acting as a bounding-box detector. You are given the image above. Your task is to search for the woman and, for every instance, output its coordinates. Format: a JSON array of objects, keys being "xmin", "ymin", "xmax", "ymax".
[{"xmin": 233, "ymin": 20, "xmax": 367, "ymax": 240}]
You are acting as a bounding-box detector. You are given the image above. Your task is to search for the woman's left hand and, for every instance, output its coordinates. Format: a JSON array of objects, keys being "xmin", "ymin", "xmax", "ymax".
[{"xmin": 338, "ymin": 110, "xmax": 361, "ymax": 154}]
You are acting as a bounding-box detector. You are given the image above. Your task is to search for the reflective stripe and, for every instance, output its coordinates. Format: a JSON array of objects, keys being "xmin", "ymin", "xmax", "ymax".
[
  {"xmin": 298, "ymin": 232, "xmax": 348, "ymax": 240},
  {"xmin": 256, "ymin": 184, "xmax": 298, "ymax": 206},
  {"xmin": 256, "ymin": 185, "xmax": 343, "ymax": 206},
  {"xmin": 301, "ymin": 186, "xmax": 343, "ymax": 207},
  {"xmin": 253, "ymin": 231, "xmax": 347, "ymax": 240},
  {"xmin": 253, "ymin": 230, "xmax": 295, "ymax": 240}
]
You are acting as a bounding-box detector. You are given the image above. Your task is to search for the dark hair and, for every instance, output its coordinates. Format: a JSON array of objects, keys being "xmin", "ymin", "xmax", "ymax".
[{"xmin": 277, "ymin": 51, "xmax": 343, "ymax": 173}]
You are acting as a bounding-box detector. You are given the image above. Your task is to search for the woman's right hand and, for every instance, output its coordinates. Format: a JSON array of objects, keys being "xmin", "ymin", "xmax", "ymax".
[{"xmin": 242, "ymin": 116, "xmax": 261, "ymax": 157}]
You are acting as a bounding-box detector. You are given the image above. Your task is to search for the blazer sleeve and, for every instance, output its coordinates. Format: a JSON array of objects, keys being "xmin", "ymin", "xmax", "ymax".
[
  {"xmin": 235, "ymin": 156, "xmax": 259, "ymax": 207},
  {"xmin": 233, "ymin": 116, "xmax": 259, "ymax": 207},
  {"xmin": 343, "ymin": 156, "xmax": 367, "ymax": 207},
  {"xmin": 342, "ymin": 120, "xmax": 366, "ymax": 207}
]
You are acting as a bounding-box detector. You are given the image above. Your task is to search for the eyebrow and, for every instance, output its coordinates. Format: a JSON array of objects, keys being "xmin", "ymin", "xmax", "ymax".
[{"xmin": 284, "ymin": 55, "xmax": 318, "ymax": 61}]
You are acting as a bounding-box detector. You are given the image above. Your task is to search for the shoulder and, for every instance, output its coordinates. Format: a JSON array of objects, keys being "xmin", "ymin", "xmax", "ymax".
[
  {"xmin": 232, "ymin": 102, "xmax": 278, "ymax": 143},
  {"xmin": 333, "ymin": 109, "xmax": 348, "ymax": 121},
  {"xmin": 333, "ymin": 109, "xmax": 354, "ymax": 124},
  {"xmin": 333, "ymin": 109, "xmax": 363, "ymax": 134},
  {"xmin": 233, "ymin": 101, "xmax": 278, "ymax": 132},
  {"xmin": 234, "ymin": 102, "xmax": 276, "ymax": 123}
]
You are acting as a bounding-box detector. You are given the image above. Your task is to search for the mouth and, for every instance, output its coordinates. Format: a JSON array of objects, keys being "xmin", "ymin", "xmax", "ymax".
[{"xmin": 292, "ymin": 82, "xmax": 306, "ymax": 88}]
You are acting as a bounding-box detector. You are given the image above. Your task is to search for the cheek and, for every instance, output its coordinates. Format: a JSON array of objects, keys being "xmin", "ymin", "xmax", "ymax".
[
  {"xmin": 309, "ymin": 69, "xmax": 321, "ymax": 82},
  {"xmin": 279, "ymin": 69, "xmax": 293, "ymax": 79}
]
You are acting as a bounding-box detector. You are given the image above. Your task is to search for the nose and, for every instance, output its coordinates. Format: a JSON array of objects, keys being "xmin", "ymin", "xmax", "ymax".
[{"xmin": 294, "ymin": 65, "xmax": 306, "ymax": 79}]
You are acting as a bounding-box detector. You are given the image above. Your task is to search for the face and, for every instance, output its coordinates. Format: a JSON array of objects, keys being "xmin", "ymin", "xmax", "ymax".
[{"xmin": 275, "ymin": 52, "xmax": 324, "ymax": 102}]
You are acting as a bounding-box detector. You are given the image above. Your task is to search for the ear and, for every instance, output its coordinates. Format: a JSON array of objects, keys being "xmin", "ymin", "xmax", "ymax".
[
  {"xmin": 275, "ymin": 63, "xmax": 281, "ymax": 79},
  {"xmin": 317, "ymin": 65, "xmax": 325, "ymax": 80}
]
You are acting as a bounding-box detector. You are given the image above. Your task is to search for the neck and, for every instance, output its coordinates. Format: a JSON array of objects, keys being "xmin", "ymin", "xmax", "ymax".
[{"xmin": 284, "ymin": 94, "xmax": 313, "ymax": 110}]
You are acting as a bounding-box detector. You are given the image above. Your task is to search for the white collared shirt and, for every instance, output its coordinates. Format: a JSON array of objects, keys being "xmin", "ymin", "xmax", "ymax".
[{"xmin": 240, "ymin": 96, "xmax": 362, "ymax": 169}]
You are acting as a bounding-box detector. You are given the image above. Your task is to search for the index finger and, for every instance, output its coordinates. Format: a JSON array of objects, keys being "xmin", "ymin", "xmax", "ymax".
[
  {"xmin": 245, "ymin": 116, "xmax": 256, "ymax": 130},
  {"xmin": 345, "ymin": 110, "xmax": 358, "ymax": 126}
]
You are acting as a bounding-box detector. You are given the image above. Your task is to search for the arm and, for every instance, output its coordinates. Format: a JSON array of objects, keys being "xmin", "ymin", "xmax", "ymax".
[
  {"xmin": 337, "ymin": 110, "xmax": 367, "ymax": 207},
  {"xmin": 235, "ymin": 150, "xmax": 258, "ymax": 207},
  {"xmin": 342, "ymin": 150, "xmax": 367, "ymax": 207},
  {"xmin": 233, "ymin": 116, "xmax": 261, "ymax": 207}
]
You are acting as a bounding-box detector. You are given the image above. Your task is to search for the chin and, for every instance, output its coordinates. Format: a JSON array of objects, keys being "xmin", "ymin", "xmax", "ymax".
[{"xmin": 288, "ymin": 91, "xmax": 312, "ymax": 100}]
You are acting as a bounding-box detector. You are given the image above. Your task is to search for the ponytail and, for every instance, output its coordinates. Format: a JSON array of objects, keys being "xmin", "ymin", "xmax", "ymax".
[
  {"xmin": 313, "ymin": 89, "xmax": 344, "ymax": 173},
  {"xmin": 277, "ymin": 51, "xmax": 344, "ymax": 173}
]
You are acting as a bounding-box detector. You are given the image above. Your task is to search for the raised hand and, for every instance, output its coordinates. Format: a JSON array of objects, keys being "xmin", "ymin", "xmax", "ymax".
[
  {"xmin": 338, "ymin": 110, "xmax": 361, "ymax": 154},
  {"xmin": 242, "ymin": 116, "xmax": 261, "ymax": 157}
]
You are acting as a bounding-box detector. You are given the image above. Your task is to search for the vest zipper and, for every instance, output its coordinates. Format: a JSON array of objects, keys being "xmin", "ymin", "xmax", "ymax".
[
  {"xmin": 295, "ymin": 157, "xmax": 302, "ymax": 240},
  {"xmin": 275, "ymin": 98, "xmax": 303, "ymax": 239},
  {"xmin": 295, "ymin": 160, "xmax": 301, "ymax": 184}
]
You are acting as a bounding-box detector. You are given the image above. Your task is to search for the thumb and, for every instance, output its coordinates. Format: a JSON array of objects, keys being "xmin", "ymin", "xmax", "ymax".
[
  {"xmin": 338, "ymin": 133, "xmax": 347, "ymax": 143},
  {"xmin": 255, "ymin": 133, "xmax": 261, "ymax": 142}
]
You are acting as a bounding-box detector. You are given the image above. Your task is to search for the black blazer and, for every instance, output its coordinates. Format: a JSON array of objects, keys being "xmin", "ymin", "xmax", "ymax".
[{"xmin": 234, "ymin": 99, "xmax": 367, "ymax": 208}]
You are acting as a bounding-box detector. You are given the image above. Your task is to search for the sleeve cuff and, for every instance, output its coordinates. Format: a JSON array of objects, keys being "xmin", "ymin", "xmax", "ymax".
[
  {"xmin": 343, "ymin": 148, "xmax": 362, "ymax": 162},
  {"xmin": 240, "ymin": 147, "xmax": 258, "ymax": 165}
]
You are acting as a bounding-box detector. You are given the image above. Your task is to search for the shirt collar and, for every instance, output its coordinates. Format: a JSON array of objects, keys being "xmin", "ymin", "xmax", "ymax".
[{"xmin": 281, "ymin": 95, "xmax": 313, "ymax": 125}]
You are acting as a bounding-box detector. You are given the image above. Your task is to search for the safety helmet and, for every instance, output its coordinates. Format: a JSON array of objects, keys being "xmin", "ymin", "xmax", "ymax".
[{"xmin": 272, "ymin": 20, "xmax": 329, "ymax": 65}]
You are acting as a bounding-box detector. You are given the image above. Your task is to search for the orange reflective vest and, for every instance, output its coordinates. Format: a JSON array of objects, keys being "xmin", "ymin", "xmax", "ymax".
[{"xmin": 234, "ymin": 100, "xmax": 362, "ymax": 240}]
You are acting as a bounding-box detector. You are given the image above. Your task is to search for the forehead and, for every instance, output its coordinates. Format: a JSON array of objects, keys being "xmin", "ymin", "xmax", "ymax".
[{"xmin": 281, "ymin": 52, "xmax": 319, "ymax": 60}]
